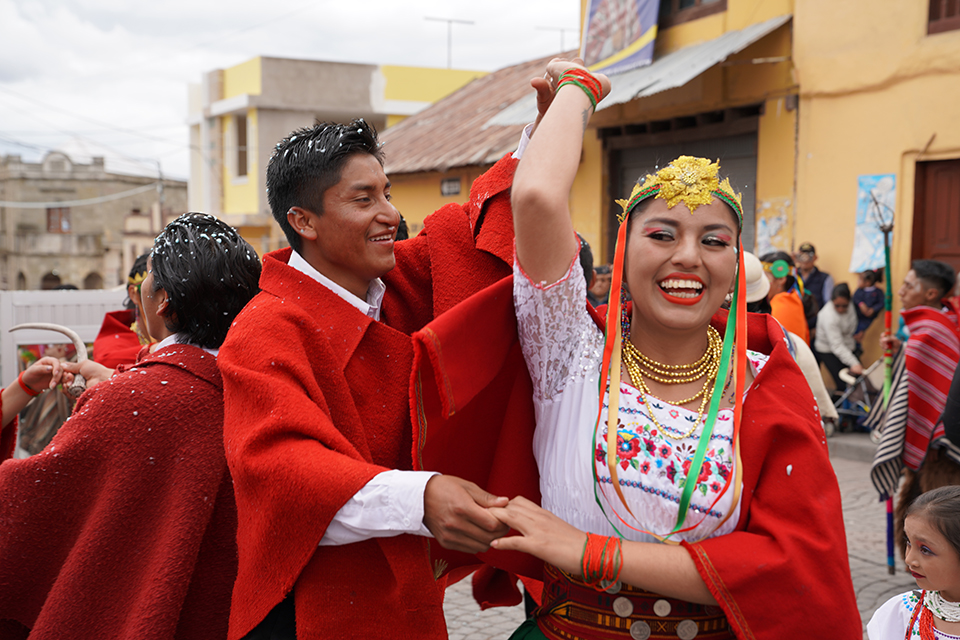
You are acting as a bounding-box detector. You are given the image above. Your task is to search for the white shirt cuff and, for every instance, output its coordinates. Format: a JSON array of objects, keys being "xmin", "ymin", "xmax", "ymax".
[
  {"xmin": 318, "ymin": 469, "xmax": 438, "ymax": 546},
  {"xmin": 512, "ymin": 123, "xmax": 535, "ymax": 159}
]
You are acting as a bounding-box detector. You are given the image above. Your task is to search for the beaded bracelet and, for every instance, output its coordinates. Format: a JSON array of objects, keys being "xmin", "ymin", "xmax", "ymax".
[
  {"xmin": 17, "ymin": 372, "xmax": 42, "ymax": 397},
  {"xmin": 557, "ymin": 68, "xmax": 603, "ymax": 109}
]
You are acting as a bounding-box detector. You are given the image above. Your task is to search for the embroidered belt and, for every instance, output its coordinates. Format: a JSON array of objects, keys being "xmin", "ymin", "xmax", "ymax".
[{"xmin": 534, "ymin": 563, "xmax": 733, "ymax": 640}]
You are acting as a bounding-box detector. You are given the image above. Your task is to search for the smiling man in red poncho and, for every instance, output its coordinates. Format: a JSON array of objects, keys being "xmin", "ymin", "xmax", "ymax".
[{"xmin": 217, "ymin": 117, "xmax": 542, "ymax": 640}]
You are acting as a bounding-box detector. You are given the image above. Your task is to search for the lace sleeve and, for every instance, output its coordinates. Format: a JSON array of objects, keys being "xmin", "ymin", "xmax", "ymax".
[{"xmin": 514, "ymin": 254, "xmax": 604, "ymax": 402}]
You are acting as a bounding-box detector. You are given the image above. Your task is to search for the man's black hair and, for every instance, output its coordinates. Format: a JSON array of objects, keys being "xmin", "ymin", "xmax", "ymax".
[
  {"xmin": 912, "ymin": 259, "xmax": 956, "ymax": 299},
  {"xmin": 747, "ymin": 298, "xmax": 772, "ymax": 314},
  {"xmin": 150, "ymin": 212, "xmax": 262, "ymax": 349},
  {"xmin": 266, "ymin": 119, "xmax": 383, "ymax": 252},
  {"xmin": 396, "ymin": 214, "xmax": 409, "ymax": 241},
  {"xmin": 577, "ymin": 233, "xmax": 594, "ymax": 287},
  {"xmin": 124, "ymin": 252, "xmax": 150, "ymax": 309}
]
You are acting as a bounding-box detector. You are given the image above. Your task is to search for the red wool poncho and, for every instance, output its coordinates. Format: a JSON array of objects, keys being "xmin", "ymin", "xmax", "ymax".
[{"xmin": 0, "ymin": 345, "xmax": 237, "ymax": 640}]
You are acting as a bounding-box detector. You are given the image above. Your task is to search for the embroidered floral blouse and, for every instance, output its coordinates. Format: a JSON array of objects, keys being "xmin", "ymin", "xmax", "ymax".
[
  {"xmin": 868, "ymin": 591, "xmax": 960, "ymax": 640},
  {"xmin": 514, "ymin": 254, "xmax": 767, "ymax": 543}
]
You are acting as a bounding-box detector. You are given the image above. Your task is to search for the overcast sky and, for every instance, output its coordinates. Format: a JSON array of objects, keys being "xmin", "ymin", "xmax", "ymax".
[{"xmin": 0, "ymin": 0, "xmax": 582, "ymax": 181}]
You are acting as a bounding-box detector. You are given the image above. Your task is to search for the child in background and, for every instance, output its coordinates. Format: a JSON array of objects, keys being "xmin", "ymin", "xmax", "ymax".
[
  {"xmin": 854, "ymin": 269, "xmax": 885, "ymax": 342},
  {"xmin": 867, "ymin": 486, "xmax": 960, "ymax": 638}
]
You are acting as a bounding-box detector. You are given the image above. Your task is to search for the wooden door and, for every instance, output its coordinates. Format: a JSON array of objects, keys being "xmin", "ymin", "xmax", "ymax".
[{"xmin": 913, "ymin": 159, "xmax": 960, "ymax": 277}]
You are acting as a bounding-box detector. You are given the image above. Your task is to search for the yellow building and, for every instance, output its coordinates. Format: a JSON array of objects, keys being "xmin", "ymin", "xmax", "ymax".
[
  {"xmin": 384, "ymin": 0, "xmax": 960, "ymax": 365},
  {"xmin": 795, "ymin": 0, "xmax": 960, "ymax": 358},
  {"xmin": 187, "ymin": 56, "xmax": 485, "ymax": 254}
]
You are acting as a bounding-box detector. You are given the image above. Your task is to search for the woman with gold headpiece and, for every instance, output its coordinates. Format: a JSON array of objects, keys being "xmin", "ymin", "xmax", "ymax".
[{"xmin": 487, "ymin": 59, "xmax": 861, "ymax": 639}]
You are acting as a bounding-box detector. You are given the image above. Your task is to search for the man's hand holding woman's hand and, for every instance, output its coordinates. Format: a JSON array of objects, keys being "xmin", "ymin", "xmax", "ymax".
[{"xmin": 423, "ymin": 475, "xmax": 509, "ymax": 554}]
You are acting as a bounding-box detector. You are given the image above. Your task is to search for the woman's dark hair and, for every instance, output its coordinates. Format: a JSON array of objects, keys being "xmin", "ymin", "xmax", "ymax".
[
  {"xmin": 150, "ymin": 212, "xmax": 261, "ymax": 349},
  {"xmin": 266, "ymin": 119, "xmax": 383, "ymax": 252},
  {"xmin": 906, "ymin": 486, "xmax": 960, "ymax": 557},
  {"xmin": 860, "ymin": 269, "xmax": 878, "ymax": 287},
  {"xmin": 123, "ymin": 252, "xmax": 150, "ymax": 309},
  {"xmin": 831, "ymin": 282, "xmax": 851, "ymax": 301},
  {"xmin": 759, "ymin": 251, "xmax": 797, "ymax": 290},
  {"xmin": 747, "ymin": 298, "xmax": 772, "ymax": 314}
]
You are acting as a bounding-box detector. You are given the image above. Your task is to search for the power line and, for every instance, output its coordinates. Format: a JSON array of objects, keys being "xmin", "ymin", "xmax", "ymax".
[
  {"xmin": 0, "ymin": 86, "xmax": 195, "ymax": 150},
  {"xmin": 0, "ymin": 183, "xmax": 160, "ymax": 209}
]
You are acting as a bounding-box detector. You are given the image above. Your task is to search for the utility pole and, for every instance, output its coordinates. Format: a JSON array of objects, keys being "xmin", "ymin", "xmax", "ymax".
[
  {"xmin": 425, "ymin": 17, "xmax": 474, "ymax": 68},
  {"xmin": 536, "ymin": 26, "xmax": 578, "ymax": 53}
]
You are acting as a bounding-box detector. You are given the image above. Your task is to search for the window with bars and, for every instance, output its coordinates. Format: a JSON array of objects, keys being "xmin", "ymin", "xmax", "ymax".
[
  {"xmin": 236, "ymin": 114, "xmax": 248, "ymax": 178},
  {"xmin": 929, "ymin": 0, "xmax": 960, "ymax": 34},
  {"xmin": 659, "ymin": 0, "xmax": 726, "ymax": 28},
  {"xmin": 47, "ymin": 207, "xmax": 71, "ymax": 234}
]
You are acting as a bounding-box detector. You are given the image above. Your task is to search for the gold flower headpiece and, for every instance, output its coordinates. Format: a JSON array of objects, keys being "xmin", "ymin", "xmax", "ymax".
[
  {"xmin": 615, "ymin": 156, "xmax": 743, "ymax": 224},
  {"xmin": 128, "ymin": 271, "xmax": 147, "ymax": 286}
]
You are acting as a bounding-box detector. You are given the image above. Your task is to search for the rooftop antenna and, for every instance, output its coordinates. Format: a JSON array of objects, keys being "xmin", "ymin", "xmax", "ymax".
[
  {"xmin": 424, "ymin": 17, "xmax": 475, "ymax": 68},
  {"xmin": 536, "ymin": 26, "xmax": 578, "ymax": 53}
]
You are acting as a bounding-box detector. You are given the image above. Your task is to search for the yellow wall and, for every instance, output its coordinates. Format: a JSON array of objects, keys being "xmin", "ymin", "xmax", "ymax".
[
  {"xmin": 794, "ymin": 0, "xmax": 960, "ymax": 363},
  {"xmin": 388, "ymin": 165, "xmax": 488, "ymax": 236},
  {"xmin": 388, "ymin": 132, "xmax": 604, "ymax": 253},
  {"xmin": 222, "ymin": 109, "xmax": 260, "ymax": 215},
  {"xmin": 381, "ymin": 65, "xmax": 486, "ymax": 103},
  {"xmin": 571, "ymin": 132, "xmax": 606, "ymax": 257},
  {"xmin": 754, "ymin": 96, "xmax": 797, "ymax": 254},
  {"xmin": 223, "ymin": 57, "xmax": 262, "ymax": 99},
  {"xmin": 221, "ymin": 57, "xmax": 262, "ymax": 216}
]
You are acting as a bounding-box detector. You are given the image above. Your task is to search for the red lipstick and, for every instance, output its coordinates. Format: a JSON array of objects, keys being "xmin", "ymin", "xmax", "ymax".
[{"xmin": 657, "ymin": 273, "xmax": 705, "ymax": 306}]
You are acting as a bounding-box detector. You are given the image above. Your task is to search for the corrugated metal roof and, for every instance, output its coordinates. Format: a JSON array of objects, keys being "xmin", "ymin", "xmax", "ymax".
[
  {"xmin": 486, "ymin": 14, "xmax": 792, "ymax": 127},
  {"xmin": 381, "ymin": 53, "xmax": 567, "ymax": 175}
]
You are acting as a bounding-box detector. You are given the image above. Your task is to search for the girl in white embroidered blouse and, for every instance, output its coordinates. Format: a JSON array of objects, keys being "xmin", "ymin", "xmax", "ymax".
[
  {"xmin": 487, "ymin": 58, "xmax": 859, "ymax": 640},
  {"xmin": 868, "ymin": 487, "xmax": 960, "ymax": 639}
]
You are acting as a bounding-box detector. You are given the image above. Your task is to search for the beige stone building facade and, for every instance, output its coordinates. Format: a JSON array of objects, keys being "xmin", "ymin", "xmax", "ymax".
[{"xmin": 0, "ymin": 151, "xmax": 187, "ymax": 290}]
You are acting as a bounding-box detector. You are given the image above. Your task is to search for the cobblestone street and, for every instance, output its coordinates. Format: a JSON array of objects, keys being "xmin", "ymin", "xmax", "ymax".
[{"xmin": 443, "ymin": 434, "xmax": 915, "ymax": 639}]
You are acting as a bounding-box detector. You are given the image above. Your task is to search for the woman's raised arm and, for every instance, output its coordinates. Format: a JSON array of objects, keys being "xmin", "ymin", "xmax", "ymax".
[{"xmin": 511, "ymin": 60, "xmax": 610, "ymax": 285}]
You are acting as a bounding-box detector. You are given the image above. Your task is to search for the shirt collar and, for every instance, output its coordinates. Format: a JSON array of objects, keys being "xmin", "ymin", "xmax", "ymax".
[
  {"xmin": 287, "ymin": 249, "xmax": 385, "ymax": 321},
  {"xmin": 155, "ymin": 333, "xmax": 219, "ymax": 357}
]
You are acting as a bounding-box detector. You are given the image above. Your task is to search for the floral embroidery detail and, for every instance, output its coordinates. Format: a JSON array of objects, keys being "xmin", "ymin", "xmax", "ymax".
[
  {"xmin": 595, "ymin": 444, "xmax": 606, "ymax": 464},
  {"xmin": 668, "ymin": 409, "xmax": 680, "ymax": 419},
  {"xmin": 658, "ymin": 444, "xmax": 672, "ymax": 459},
  {"xmin": 616, "ymin": 430, "xmax": 642, "ymax": 470},
  {"xmin": 665, "ymin": 460, "xmax": 678, "ymax": 483}
]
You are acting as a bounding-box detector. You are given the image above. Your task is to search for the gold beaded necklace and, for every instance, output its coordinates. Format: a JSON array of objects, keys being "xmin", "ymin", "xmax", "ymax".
[{"xmin": 621, "ymin": 326, "xmax": 722, "ymax": 440}]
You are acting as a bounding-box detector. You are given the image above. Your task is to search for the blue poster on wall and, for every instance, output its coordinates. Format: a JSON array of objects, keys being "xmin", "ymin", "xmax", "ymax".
[
  {"xmin": 849, "ymin": 174, "xmax": 896, "ymax": 273},
  {"xmin": 581, "ymin": 0, "xmax": 659, "ymax": 75}
]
